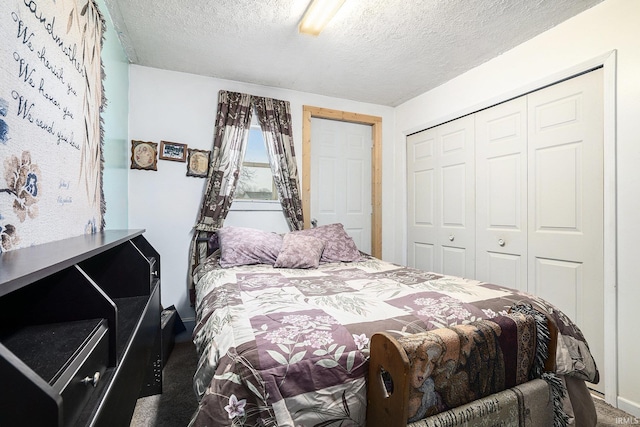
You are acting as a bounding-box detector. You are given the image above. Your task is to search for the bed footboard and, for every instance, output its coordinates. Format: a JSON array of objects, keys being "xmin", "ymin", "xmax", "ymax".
[
  {"xmin": 366, "ymin": 312, "xmax": 558, "ymax": 427},
  {"xmin": 367, "ymin": 332, "xmax": 412, "ymax": 427}
]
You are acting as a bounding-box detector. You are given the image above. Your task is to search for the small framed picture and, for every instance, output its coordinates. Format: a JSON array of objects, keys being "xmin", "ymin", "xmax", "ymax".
[
  {"xmin": 159, "ymin": 140, "xmax": 188, "ymax": 162},
  {"xmin": 187, "ymin": 149, "xmax": 211, "ymax": 178},
  {"xmin": 131, "ymin": 140, "xmax": 158, "ymax": 170}
]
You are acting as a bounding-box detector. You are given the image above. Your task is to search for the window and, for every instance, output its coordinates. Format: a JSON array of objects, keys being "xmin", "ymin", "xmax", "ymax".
[{"xmin": 234, "ymin": 121, "xmax": 277, "ymax": 202}]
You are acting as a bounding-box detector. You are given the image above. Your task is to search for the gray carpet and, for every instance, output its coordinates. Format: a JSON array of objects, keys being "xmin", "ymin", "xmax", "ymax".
[
  {"xmin": 593, "ymin": 395, "xmax": 638, "ymax": 427},
  {"xmin": 131, "ymin": 341, "xmax": 199, "ymax": 427},
  {"xmin": 131, "ymin": 342, "xmax": 636, "ymax": 427}
]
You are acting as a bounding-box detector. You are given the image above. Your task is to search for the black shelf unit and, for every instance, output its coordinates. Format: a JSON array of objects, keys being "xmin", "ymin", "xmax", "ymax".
[{"xmin": 0, "ymin": 230, "xmax": 162, "ymax": 427}]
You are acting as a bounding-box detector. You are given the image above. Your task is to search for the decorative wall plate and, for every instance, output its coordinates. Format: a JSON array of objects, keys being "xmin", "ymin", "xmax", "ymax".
[
  {"xmin": 187, "ymin": 149, "xmax": 210, "ymax": 178},
  {"xmin": 131, "ymin": 140, "xmax": 158, "ymax": 171}
]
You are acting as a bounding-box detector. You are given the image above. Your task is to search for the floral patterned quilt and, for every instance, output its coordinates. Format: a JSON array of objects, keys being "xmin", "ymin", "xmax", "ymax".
[{"xmin": 189, "ymin": 255, "xmax": 598, "ymax": 427}]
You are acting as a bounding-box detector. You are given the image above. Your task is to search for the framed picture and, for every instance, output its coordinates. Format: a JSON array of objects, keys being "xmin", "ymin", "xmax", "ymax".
[
  {"xmin": 159, "ymin": 140, "xmax": 188, "ymax": 162},
  {"xmin": 187, "ymin": 149, "xmax": 211, "ymax": 178},
  {"xmin": 130, "ymin": 140, "xmax": 158, "ymax": 170}
]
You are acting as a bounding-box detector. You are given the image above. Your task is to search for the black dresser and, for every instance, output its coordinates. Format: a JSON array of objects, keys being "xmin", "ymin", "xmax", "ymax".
[{"xmin": 0, "ymin": 230, "xmax": 162, "ymax": 426}]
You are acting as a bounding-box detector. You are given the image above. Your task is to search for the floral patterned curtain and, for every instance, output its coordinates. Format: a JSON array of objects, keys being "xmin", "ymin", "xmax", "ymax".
[
  {"xmin": 188, "ymin": 91, "xmax": 305, "ymax": 305},
  {"xmin": 254, "ymin": 97, "xmax": 304, "ymax": 231},
  {"xmin": 188, "ymin": 91, "xmax": 252, "ymax": 302},
  {"xmin": 195, "ymin": 91, "xmax": 253, "ymax": 231}
]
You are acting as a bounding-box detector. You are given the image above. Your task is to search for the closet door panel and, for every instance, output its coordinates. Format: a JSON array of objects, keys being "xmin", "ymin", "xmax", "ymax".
[
  {"xmin": 532, "ymin": 258, "xmax": 582, "ymax": 321},
  {"xmin": 407, "ymin": 128, "xmax": 438, "ymax": 270},
  {"xmin": 475, "ymin": 97, "xmax": 528, "ymax": 290},
  {"xmin": 527, "ymin": 69, "xmax": 604, "ymax": 391},
  {"xmin": 414, "ymin": 170, "xmax": 434, "ymax": 225},
  {"xmin": 441, "ymin": 246, "xmax": 467, "ymax": 278},
  {"xmin": 486, "ymin": 252, "xmax": 523, "ymax": 290},
  {"xmin": 437, "ymin": 115, "xmax": 475, "ymax": 277},
  {"xmin": 413, "ymin": 242, "xmax": 435, "ymax": 272},
  {"xmin": 535, "ymin": 143, "xmax": 581, "ymax": 232}
]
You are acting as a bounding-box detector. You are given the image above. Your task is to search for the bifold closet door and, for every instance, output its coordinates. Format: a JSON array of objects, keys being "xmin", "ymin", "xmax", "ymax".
[
  {"xmin": 475, "ymin": 96, "xmax": 528, "ymax": 291},
  {"xmin": 527, "ymin": 69, "xmax": 604, "ymax": 391},
  {"xmin": 408, "ymin": 69, "xmax": 604, "ymax": 391},
  {"xmin": 407, "ymin": 115, "xmax": 475, "ymax": 277},
  {"xmin": 407, "ymin": 127, "xmax": 437, "ymax": 272}
]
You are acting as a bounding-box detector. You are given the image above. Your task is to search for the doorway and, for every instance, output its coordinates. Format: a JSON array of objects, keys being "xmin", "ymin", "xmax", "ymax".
[{"xmin": 301, "ymin": 106, "xmax": 382, "ymax": 258}]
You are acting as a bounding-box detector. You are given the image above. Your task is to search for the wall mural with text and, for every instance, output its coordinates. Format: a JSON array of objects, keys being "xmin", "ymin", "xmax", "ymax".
[{"xmin": 0, "ymin": 0, "xmax": 105, "ymax": 252}]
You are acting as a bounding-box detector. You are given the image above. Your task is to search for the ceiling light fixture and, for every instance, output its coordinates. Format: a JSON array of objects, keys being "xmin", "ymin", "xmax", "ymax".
[{"xmin": 298, "ymin": 0, "xmax": 346, "ymax": 36}]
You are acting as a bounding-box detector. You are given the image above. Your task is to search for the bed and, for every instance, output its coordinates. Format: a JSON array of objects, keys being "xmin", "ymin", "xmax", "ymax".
[{"xmin": 188, "ymin": 224, "xmax": 599, "ymax": 427}]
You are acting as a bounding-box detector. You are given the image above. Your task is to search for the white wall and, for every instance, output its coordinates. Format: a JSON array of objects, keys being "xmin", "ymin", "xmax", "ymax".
[
  {"xmin": 128, "ymin": 66, "xmax": 396, "ymax": 323},
  {"xmin": 395, "ymin": 0, "xmax": 639, "ymax": 415}
]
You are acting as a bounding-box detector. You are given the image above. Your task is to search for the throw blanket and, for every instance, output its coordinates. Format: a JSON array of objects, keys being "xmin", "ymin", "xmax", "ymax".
[
  {"xmin": 190, "ymin": 255, "xmax": 598, "ymax": 427},
  {"xmin": 0, "ymin": 0, "xmax": 106, "ymax": 252},
  {"xmin": 407, "ymin": 379, "xmax": 554, "ymax": 427},
  {"xmin": 397, "ymin": 312, "xmax": 537, "ymax": 422}
]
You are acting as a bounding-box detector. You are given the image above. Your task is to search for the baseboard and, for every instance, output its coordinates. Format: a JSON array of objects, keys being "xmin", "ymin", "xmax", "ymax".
[{"xmin": 617, "ymin": 396, "xmax": 640, "ymax": 419}]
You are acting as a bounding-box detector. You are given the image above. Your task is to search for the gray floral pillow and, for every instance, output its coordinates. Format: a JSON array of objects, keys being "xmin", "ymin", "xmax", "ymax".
[
  {"xmin": 217, "ymin": 226, "xmax": 283, "ymax": 268},
  {"xmin": 294, "ymin": 223, "xmax": 362, "ymax": 263},
  {"xmin": 274, "ymin": 233, "xmax": 325, "ymax": 269}
]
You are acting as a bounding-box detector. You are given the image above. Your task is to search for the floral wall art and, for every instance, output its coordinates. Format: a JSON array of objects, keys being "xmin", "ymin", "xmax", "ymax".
[{"xmin": 0, "ymin": 0, "xmax": 106, "ymax": 252}]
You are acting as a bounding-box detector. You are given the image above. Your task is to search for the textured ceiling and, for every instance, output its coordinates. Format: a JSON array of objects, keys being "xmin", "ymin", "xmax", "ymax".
[{"xmin": 103, "ymin": 0, "xmax": 603, "ymax": 107}]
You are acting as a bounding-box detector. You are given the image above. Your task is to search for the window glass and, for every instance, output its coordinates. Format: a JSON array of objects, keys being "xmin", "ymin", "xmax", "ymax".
[{"xmin": 235, "ymin": 126, "xmax": 277, "ymax": 201}]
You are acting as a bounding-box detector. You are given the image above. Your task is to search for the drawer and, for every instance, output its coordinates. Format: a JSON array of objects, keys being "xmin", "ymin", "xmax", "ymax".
[{"xmin": 52, "ymin": 319, "xmax": 109, "ymax": 427}]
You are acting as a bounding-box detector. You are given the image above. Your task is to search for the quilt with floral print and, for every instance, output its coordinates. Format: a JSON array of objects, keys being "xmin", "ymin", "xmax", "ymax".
[{"xmin": 189, "ymin": 255, "xmax": 598, "ymax": 427}]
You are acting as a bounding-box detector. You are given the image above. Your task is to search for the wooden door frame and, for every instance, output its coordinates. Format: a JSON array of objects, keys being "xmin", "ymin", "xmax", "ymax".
[{"xmin": 302, "ymin": 106, "xmax": 382, "ymax": 259}]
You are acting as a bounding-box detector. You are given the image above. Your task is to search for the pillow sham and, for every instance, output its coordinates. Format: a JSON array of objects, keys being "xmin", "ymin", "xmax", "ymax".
[
  {"xmin": 216, "ymin": 226, "xmax": 283, "ymax": 268},
  {"xmin": 274, "ymin": 233, "xmax": 325, "ymax": 269},
  {"xmin": 294, "ymin": 223, "xmax": 361, "ymax": 263}
]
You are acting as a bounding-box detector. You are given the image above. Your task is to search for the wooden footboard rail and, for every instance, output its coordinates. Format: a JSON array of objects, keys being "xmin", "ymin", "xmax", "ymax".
[
  {"xmin": 367, "ymin": 331, "xmax": 412, "ymax": 427},
  {"xmin": 366, "ymin": 313, "xmax": 558, "ymax": 427}
]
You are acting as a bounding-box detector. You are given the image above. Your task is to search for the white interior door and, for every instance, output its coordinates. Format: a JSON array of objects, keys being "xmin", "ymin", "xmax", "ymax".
[
  {"xmin": 527, "ymin": 69, "xmax": 604, "ymax": 392},
  {"xmin": 310, "ymin": 118, "xmax": 372, "ymax": 253},
  {"xmin": 475, "ymin": 96, "xmax": 528, "ymax": 291}
]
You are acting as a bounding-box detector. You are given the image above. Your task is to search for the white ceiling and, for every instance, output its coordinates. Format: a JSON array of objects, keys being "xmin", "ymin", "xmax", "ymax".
[{"xmin": 103, "ymin": 0, "xmax": 603, "ymax": 107}]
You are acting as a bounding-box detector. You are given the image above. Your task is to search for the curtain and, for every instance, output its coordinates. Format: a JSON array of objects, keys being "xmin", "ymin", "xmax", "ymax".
[
  {"xmin": 188, "ymin": 91, "xmax": 252, "ymax": 303},
  {"xmin": 195, "ymin": 91, "xmax": 253, "ymax": 231},
  {"xmin": 254, "ymin": 97, "xmax": 304, "ymax": 231},
  {"xmin": 188, "ymin": 91, "xmax": 305, "ymax": 305}
]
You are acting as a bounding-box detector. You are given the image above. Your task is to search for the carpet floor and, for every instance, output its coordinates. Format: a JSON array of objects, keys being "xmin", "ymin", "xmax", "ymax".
[
  {"xmin": 131, "ymin": 341, "xmax": 635, "ymax": 427},
  {"xmin": 131, "ymin": 341, "xmax": 199, "ymax": 427}
]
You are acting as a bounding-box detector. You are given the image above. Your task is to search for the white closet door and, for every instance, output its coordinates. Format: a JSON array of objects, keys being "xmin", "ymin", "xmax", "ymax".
[
  {"xmin": 437, "ymin": 116, "xmax": 476, "ymax": 278},
  {"xmin": 311, "ymin": 118, "xmax": 372, "ymax": 253},
  {"xmin": 408, "ymin": 69, "xmax": 604, "ymax": 392},
  {"xmin": 407, "ymin": 115, "xmax": 475, "ymax": 277},
  {"xmin": 475, "ymin": 97, "xmax": 528, "ymax": 291},
  {"xmin": 407, "ymin": 127, "xmax": 438, "ymax": 271},
  {"xmin": 527, "ymin": 69, "xmax": 604, "ymax": 392}
]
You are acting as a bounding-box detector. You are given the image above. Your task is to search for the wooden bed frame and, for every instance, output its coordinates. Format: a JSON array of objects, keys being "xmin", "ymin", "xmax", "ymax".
[{"xmin": 366, "ymin": 318, "xmax": 558, "ymax": 427}]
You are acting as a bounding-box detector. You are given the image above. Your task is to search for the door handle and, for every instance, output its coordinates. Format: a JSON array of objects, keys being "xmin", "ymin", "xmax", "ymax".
[
  {"xmin": 311, "ymin": 218, "xmax": 318, "ymax": 228},
  {"xmin": 498, "ymin": 239, "xmax": 505, "ymax": 247},
  {"xmin": 448, "ymin": 235, "xmax": 454, "ymax": 242}
]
